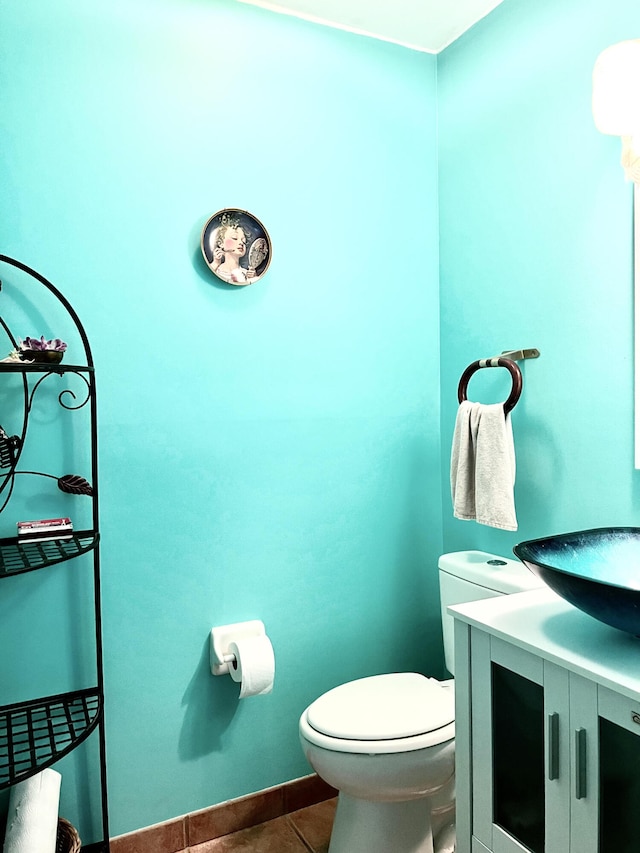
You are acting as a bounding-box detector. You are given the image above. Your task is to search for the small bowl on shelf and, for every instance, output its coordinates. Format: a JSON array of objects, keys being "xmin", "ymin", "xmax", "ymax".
[{"xmin": 20, "ymin": 349, "xmax": 64, "ymax": 364}]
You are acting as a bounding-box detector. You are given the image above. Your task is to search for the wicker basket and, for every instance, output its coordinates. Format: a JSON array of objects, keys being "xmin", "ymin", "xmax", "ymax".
[{"xmin": 56, "ymin": 817, "xmax": 81, "ymax": 853}]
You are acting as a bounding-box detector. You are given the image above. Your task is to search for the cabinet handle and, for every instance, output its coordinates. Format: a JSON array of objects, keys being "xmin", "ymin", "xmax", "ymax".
[
  {"xmin": 547, "ymin": 712, "xmax": 560, "ymax": 780},
  {"xmin": 574, "ymin": 727, "xmax": 587, "ymax": 799}
]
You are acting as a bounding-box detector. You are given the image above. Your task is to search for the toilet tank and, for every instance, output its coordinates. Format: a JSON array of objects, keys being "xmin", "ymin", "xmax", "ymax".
[{"xmin": 438, "ymin": 550, "xmax": 543, "ymax": 676}]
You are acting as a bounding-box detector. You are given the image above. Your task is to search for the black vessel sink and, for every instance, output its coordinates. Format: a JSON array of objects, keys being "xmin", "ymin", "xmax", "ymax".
[{"xmin": 514, "ymin": 528, "xmax": 640, "ymax": 636}]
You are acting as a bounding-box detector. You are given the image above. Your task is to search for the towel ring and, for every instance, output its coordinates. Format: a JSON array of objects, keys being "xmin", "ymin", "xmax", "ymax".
[{"xmin": 457, "ymin": 357, "xmax": 522, "ymax": 415}]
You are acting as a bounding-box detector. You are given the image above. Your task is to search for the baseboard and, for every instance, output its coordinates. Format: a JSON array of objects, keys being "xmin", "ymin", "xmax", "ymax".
[{"xmin": 109, "ymin": 773, "xmax": 337, "ymax": 853}]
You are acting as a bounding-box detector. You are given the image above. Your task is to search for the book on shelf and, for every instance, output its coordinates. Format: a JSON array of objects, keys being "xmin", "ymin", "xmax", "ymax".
[{"xmin": 17, "ymin": 517, "xmax": 74, "ymax": 543}]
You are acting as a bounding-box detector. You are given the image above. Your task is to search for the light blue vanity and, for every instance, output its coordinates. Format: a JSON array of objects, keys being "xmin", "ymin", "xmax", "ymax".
[{"xmin": 451, "ymin": 588, "xmax": 640, "ymax": 853}]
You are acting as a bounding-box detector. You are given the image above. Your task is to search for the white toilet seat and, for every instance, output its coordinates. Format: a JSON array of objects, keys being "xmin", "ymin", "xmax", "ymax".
[{"xmin": 300, "ymin": 673, "xmax": 455, "ymax": 755}]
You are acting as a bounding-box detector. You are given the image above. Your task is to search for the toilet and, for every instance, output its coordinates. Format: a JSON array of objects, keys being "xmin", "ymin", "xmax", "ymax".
[{"xmin": 298, "ymin": 550, "xmax": 543, "ymax": 853}]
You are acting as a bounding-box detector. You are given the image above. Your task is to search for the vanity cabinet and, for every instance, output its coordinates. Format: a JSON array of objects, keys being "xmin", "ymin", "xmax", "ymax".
[
  {"xmin": 451, "ymin": 588, "xmax": 640, "ymax": 853},
  {"xmin": 0, "ymin": 256, "xmax": 109, "ymax": 851}
]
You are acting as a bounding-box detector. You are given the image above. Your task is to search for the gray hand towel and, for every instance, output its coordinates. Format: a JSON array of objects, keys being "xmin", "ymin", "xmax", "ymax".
[{"xmin": 450, "ymin": 400, "xmax": 517, "ymax": 531}]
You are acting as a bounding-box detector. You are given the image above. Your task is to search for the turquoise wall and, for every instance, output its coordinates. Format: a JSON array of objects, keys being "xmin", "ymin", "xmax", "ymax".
[
  {"xmin": 0, "ymin": 0, "xmax": 441, "ymax": 839},
  {"xmin": 439, "ymin": 0, "xmax": 640, "ymax": 556},
  {"xmin": 3, "ymin": 0, "xmax": 640, "ymax": 841}
]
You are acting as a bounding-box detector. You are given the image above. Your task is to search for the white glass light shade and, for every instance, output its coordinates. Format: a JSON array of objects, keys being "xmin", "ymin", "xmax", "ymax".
[
  {"xmin": 592, "ymin": 39, "xmax": 640, "ymax": 136},
  {"xmin": 593, "ymin": 39, "xmax": 640, "ymax": 182}
]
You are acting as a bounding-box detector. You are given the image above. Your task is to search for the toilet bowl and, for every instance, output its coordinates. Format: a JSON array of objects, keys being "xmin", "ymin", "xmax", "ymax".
[
  {"xmin": 299, "ymin": 673, "xmax": 455, "ymax": 853},
  {"xmin": 298, "ymin": 550, "xmax": 544, "ymax": 853}
]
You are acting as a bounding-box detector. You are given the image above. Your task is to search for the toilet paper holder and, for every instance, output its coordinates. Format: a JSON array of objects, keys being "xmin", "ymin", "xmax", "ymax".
[{"xmin": 210, "ymin": 620, "xmax": 267, "ymax": 676}]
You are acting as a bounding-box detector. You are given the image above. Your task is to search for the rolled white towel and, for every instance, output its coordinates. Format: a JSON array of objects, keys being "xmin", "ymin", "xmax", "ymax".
[{"xmin": 3, "ymin": 769, "xmax": 62, "ymax": 853}]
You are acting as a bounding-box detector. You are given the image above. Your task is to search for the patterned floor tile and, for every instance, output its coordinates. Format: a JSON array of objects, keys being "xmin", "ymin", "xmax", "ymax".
[
  {"xmin": 288, "ymin": 798, "xmax": 337, "ymax": 853},
  {"xmin": 188, "ymin": 815, "xmax": 312, "ymax": 852}
]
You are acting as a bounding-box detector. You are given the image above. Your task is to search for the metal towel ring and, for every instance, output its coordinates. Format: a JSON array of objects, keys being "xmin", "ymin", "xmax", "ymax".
[{"xmin": 457, "ymin": 357, "xmax": 523, "ymax": 415}]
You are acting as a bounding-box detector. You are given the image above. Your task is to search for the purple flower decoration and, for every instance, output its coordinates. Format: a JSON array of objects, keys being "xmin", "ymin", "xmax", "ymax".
[{"xmin": 20, "ymin": 336, "xmax": 67, "ymax": 352}]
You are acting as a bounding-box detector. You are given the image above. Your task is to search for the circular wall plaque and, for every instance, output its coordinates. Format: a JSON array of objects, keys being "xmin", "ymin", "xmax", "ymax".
[{"xmin": 201, "ymin": 209, "xmax": 272, "ymax": 286}]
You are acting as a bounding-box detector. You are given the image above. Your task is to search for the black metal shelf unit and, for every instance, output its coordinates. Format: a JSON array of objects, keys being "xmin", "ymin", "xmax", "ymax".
[
  {"xmin": 0, "ymin": 531, "xmax": 99, "ymax": 578},
  {"xmin": 0, "ymin": 255, "xmax": 109, "ymax": 851}
]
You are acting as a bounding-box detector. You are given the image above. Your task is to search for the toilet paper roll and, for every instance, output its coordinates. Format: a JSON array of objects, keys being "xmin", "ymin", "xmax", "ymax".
[
  {"xmin": 229, "ymin": 635, "xmax": 275, "ymax": 698},
  {"xmin": 3, "ymin": 768, "xmax": 61, "ymax": 853}
]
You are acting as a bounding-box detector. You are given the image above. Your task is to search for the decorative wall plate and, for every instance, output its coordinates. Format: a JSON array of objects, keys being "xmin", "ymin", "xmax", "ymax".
[{"xmin": 201, "ymin": 209, "xmax": 272, "ymax": 286}]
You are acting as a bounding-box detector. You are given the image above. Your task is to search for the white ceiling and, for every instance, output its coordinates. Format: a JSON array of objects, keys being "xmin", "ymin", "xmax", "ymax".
[{"xmin": 235, "ymin": 0, "xmax": 506, "ymax": 53}]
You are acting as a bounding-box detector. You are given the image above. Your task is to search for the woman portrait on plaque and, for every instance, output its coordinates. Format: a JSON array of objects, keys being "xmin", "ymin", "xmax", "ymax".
[{"xmin": 201, "ymin": 210, "xmax": 271, "ymax": 286}]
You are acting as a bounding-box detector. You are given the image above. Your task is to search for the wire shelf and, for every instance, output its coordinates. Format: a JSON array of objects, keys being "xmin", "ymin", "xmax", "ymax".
[
  {"xmin": 0, "ymin": 363, "xmax": 93, "ymax": 374},
  {"xmin": 0, "ymin": 688, "xmax": 102, "ymax": 789},
  {"xmin": 0, "ymin": 531, "xmax": 98, "ymax": 578}
]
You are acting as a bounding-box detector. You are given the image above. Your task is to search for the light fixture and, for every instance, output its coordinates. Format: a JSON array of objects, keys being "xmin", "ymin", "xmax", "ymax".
[{"xmin": 592, "ymin": 39, "xmax": 640, "ymax": 182}]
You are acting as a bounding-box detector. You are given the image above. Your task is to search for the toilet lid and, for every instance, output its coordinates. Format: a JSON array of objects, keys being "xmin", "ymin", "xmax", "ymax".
[{"xmin": 306, "ymin": 673, "xmax": 454, "ymax": 741}]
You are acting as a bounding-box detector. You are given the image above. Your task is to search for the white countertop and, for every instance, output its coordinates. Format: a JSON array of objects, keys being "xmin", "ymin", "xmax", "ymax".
[{"xmin": 450, "ymin": 589, "xmax": 640, "ymax": 700}]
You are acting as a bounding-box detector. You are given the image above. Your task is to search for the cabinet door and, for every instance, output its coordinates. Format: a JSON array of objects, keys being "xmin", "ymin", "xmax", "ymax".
[
  {"xmin": 596, "ymin": 685, "xmax": 640, "ymax": 853},
  {"xmin": 565, "ymin": 673, "xmax": 598, "ymax": 853},
  {"xmin": 544, "ymin": 662, "xmax": 573, "ymax": 853},
  {"xmin": 470, "ymin": 632, "xmax": 572, "ymax": 853}
]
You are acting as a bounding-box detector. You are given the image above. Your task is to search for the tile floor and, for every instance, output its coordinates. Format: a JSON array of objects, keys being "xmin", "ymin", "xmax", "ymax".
[{"xmin": 186, "ymin": 798, "xmax": 337, "ymax": 853}]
